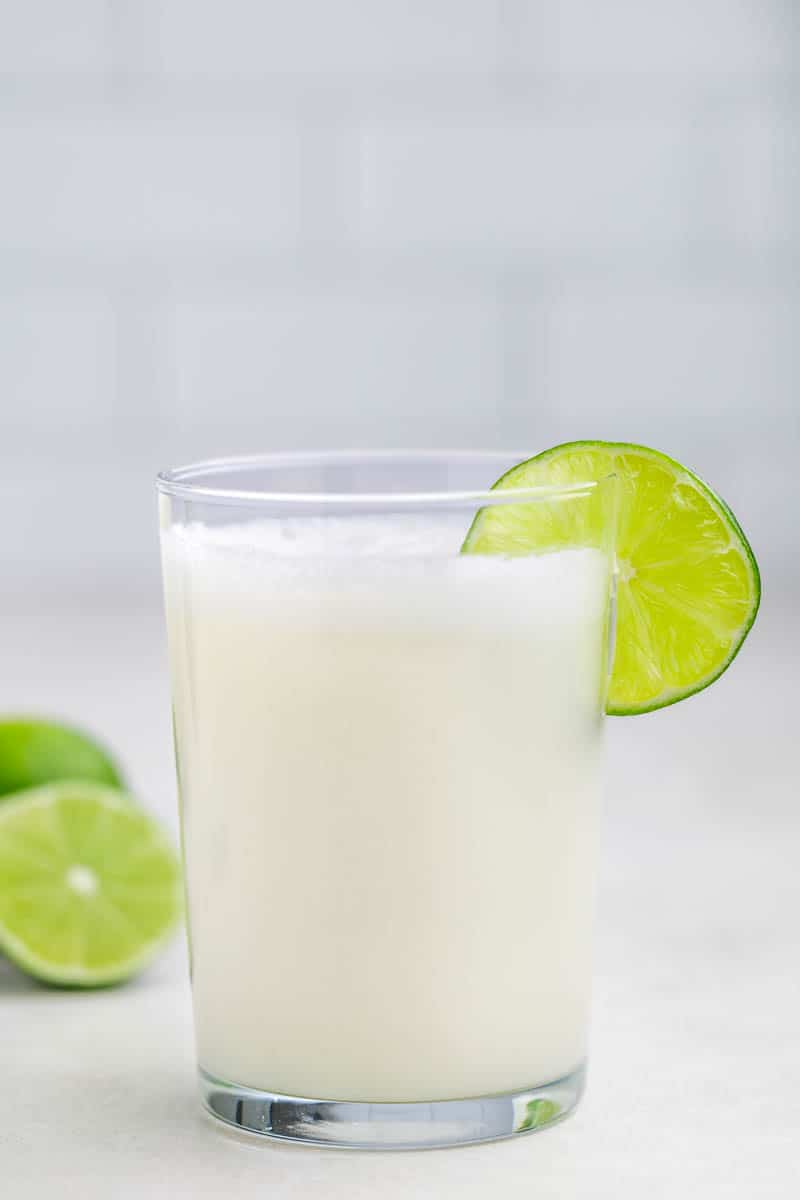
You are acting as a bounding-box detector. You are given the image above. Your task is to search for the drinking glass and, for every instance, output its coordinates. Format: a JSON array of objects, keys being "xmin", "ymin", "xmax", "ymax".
[{"xmin": 157, "ymin": 451, "xmax": 616, "ymax": 1149}]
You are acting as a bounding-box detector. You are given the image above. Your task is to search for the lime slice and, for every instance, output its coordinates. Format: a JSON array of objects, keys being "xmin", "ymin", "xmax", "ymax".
[
  {"xmin": 517, "ymin": 1098, "xmax": 562, "ymax": 1132},
  {"xmin": 0, "ymin": 782, "xmax": 182, "ymax": 986},
  {"xmin": 463, "ymin": 441, "xmax": 760, "ymax": 715},
  {"xmin": 0, "ymin": 719, "xmax": 123, "ymax": 799}
]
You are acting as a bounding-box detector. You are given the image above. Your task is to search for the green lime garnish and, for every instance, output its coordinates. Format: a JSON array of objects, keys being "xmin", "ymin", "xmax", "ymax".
[
  {"xmin": 518, "ymin": 1098, "xmax": 562, "ymax": 1131},
  {"xmin": 0, "ymin": 719, "xmax": 123, "ymax": 799},
  {"xmin": 463, "ymin": 441, "xmax": 760, "ymax": 715},
  {"xmin": 0, "ymin": 783, "xmax": 181, "ymax": 986}
]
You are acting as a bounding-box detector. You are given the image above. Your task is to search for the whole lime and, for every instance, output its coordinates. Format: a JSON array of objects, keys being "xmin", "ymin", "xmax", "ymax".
[{"xmin": 0, "ymin": 719, "xmax": 124, "ymax": 798}]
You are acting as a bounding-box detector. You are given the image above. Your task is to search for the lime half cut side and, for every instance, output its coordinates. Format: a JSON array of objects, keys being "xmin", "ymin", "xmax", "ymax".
[
  {"xmin": 0, "ymin": 782, "xmax": 182, "ymax": 986},
  {"xmin": 462, "ymin": 441, "xmax": 760, "ymax": 715}
]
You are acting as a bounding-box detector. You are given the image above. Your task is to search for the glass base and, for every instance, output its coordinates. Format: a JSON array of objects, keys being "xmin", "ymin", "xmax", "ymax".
[{"xmin": 200, "ymin": 1063, "xmax": 585, "ymax": 1149}]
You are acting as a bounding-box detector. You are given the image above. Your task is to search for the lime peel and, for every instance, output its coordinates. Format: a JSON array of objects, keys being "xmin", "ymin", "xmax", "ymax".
[{"xmin": 0, "ymin": 719, "xmax": 123, "ymax": 799}]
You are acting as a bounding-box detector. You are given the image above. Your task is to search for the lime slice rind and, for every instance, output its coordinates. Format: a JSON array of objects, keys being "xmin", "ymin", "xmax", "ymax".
[
  {"xmin": 462, "ymin": 441, "xmax": 760, "ymax": 716},
  {"xmin": 0, "ymin": 783, "xmax": 182, "ymax": 987}
]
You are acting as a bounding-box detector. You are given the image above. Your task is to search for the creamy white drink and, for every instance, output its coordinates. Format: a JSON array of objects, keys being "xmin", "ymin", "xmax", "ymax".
[{"xmin": 162, "ymin": 514, "xmax": 608, "ymax": 1103}]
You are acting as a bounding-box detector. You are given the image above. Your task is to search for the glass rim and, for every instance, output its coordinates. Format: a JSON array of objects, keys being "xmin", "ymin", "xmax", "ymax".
[{"xmin": 156, "ymin": 450, "xmax": 602, "ymax": 508}]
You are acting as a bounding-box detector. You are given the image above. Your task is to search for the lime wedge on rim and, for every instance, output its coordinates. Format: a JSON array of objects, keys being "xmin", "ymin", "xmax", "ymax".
[
  {"xmin": 0, "ymin": 782, "xmax": 182, "ymax": 986},
  {"xmin": 0, "ymin": 718, "xmax": 123, "ymax": 799},
  {"xmin": 462, "ymin": 441, "xmax": 760, "ymax": 715}
]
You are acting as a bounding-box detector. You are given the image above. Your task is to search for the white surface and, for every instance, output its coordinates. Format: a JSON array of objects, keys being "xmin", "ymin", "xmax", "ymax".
[{"xmin": 1, "ymin": 584, "xmax": 798, "ymax": 1196}]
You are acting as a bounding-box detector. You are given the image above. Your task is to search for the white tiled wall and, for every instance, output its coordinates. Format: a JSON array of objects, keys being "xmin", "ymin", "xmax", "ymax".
[
  {"xmin": 531, "ymin": 0, "xmax": 793, "ymax": 76},
  {"xmin": 2, "ymin": 293, "xmax": 117, "ymax": 440},
  {"xmin": 1, "ymin": 1, "xmax": 796, "ymax": 587},
  {"xmin": 0, "ymin": 117, "xmax": 305, "ymax": 252},
  {"xmin": 360, "ymin": 114, "xmax": 691, "ymax": 256},
  {"xmin": 153, "ymin": 0, "xmax": 506, "ymax": 76},
  {"xmin": 0, "ymin": 1, "xmax": 112, "ymax": 76},
  {"xmin": 704, "ymin": 102, "xmax": 797, "ymax": 252},
  {"xmin": 170, "ymin": 291, "xmax": 505, "ymax": 450}
]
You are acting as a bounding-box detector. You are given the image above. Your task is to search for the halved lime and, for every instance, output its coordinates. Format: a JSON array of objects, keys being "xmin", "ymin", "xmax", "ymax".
[
  {"xmin": 0, "ymin": 719, "xmax": 123, "ymax": 799},
  {"xmin": 463, "ymin": 441, "xmax": 760, "ymax": 715},
  {"xmin": 0, "ymin": 782, "xmax": 182, "ymax": 986}
]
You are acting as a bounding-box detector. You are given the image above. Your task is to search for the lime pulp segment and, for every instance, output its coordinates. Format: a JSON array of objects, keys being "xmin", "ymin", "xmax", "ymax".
[
  {"xmin": 0, "ymin": 782, "xmax": 182, "ymax": 986},
  {"xmin": 462, "ymin": 441, "xmax": 760, "ymax": 715}
]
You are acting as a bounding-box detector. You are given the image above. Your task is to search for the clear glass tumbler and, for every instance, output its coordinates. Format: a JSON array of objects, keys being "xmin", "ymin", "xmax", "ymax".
[{"xmin": 157, "ymin": 451, "xmax": 616, "ymax": 1149}]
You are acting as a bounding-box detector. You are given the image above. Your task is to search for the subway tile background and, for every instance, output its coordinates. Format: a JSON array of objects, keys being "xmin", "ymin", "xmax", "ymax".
[{"xmin": 1, "ymin": 1, "xmax": 797, "ymax": 587}]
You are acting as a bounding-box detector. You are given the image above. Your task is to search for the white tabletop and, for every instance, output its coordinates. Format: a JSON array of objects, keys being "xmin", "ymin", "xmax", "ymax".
[{"xmin": 2, "ymin": 585, "xmax": 797, "ymax": 1198}]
